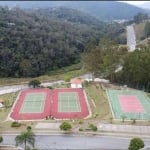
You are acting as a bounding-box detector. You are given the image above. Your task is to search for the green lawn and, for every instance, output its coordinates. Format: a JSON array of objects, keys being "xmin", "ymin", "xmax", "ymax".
[
  {"xmin": 84, "ymin": 82, "xmax": 112, "ymax": 119},
  {"xmin": 0, "ymin": 92, "xmax": 18, "ymax": 121}
]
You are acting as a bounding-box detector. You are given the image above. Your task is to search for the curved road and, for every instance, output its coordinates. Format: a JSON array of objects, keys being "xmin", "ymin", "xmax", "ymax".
[
  {"xmin": 1, "ymin": 134, "xmax": 130, "ymax": 149},
  {"xmin": 0, "ymin": 74, "xmax": 92, "ymax": 95},
  {"xmin": 0, "ymin": 80, "xmax": 64, "ymax": 95},
  {"xmin": 2, "ymin": 134, "xmax": 150, "ymax": 149}
]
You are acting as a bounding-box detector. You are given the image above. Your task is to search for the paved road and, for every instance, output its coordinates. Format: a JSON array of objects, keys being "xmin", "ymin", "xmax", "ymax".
[
  {"xmin": 0, "ymin": 73, "xmax": 92, "ymax": 95},
  {"xmin": 2, "ymin": 134, "xmax": 150, "ymax": 150},
  {"xmin": 127, "ymin": 25, "xmax": 136, "ymax": 52},
  {"xmin": 0, "ymin": 80, "xmax": 64, "ymax": 95},
  {"xmin": 1, "ymin": 134, "xmax": 129, "ymax": 149}
]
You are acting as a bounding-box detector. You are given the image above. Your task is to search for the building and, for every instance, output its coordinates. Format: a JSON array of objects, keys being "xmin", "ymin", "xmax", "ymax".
[{"xmin": 70, "ymin": 78, "xmax": 82, "ymax": 88}]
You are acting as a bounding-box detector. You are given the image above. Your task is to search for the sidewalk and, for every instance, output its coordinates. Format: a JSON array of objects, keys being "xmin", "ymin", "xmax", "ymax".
[
  {"xmin": 98, "ymin": 123, "xmax": 150, "ymax": 138},
  {"xmin": 1, "ymin": 122, "xmax": 150, "ymax": 139}
]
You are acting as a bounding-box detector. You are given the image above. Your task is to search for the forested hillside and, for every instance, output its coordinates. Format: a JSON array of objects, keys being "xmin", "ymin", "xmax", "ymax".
[
  {"xmin": 0, "ymin": 7, "xmax": 105, "ymax": 77},
  {"xmin": 35, "ymin": 7, "xmax": 102, "ymax": 26},
  {"xmin": 0, "ymin": 1, "xmax": 148, "ymax": 20}
]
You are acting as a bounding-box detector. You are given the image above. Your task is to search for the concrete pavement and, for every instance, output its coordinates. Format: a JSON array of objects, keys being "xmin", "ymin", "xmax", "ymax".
[{"xmin": 127, "ymin": 25, "xmax": 136, "ymax": 52}]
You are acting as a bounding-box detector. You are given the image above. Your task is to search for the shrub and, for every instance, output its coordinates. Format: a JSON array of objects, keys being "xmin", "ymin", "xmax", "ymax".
[
  {"xmin": 48, "ymin": 86, "xmax": 53, "ymax": 89},
  {"xmin": 89, "ymin": 124, "xmax": 97, "ymax": 132},
  {"xmin": 11, "ymin": 121, "xmax": 21, "ymax": 128},
  {"xmin": 83, "ymin": 81, "xmax": 89, "ymax": 87},
  {"xmin": 128, "ymin": 137, "xmax": 144, "ymax": 150},
  {"xmin": 60, "ymin": 122, "xmax": 72, "ymax": 131},
  {"xmin": 79, "ymin": 128, "xmax": 83, "ymax": 131},
  {"xmin": 0, "ymin": 136, "xmax": 3, "ymax": 143},
  {"xmin": 78, "ymin": 120, "xmax": 83, "ymax": 124},
  {"xmin": 121, "ymin": 114, "xmax": 126, "ymax": 123},
  {"xmin": 64, "ymin": 76, "xmax": 71, "ymax": 82},
  {"xmin": 94, "ymin": 113, "xmax": 99, "ymax": 118},
  {"xmin": 131, "ymin": 118, "xmax": 136, "ymax": 124},
  {"xmin": 27, "ymin": 126, "xmax": 32, "ymax": 131}
]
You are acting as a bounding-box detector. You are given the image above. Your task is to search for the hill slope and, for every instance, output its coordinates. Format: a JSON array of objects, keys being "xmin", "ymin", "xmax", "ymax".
[
  {"xmin": 0, "ymin": 7, "xmax": 105, "ymax": 77},
  {"xmin": 0, "ymin": 1, "xmax": 148, "ymax": 20},
  {"xmin": 35, "ymin": 7, "xmax": 103, "ymax": 26}
]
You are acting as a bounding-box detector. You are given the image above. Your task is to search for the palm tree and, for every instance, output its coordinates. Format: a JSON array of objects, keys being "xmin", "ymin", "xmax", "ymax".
[
  {"xmin": 0, "ymin": 135, "xmax": 3, "ymax": 143},
  {"xmin": 15, "ymin": 128, "xmax": 35, "ymax": 150}
]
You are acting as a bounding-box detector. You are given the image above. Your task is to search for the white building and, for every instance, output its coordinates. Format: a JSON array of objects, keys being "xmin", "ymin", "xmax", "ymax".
[{"xmin": 71, "ymin": 78, "xmax": 82, "ymax": 88}]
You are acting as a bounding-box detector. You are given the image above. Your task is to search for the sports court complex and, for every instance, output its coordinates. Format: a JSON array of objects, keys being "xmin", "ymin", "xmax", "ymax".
[
  {"xmin": 10, "ymin": 88, "xmax": 89, "ymax": 120},
  {"xmin": 107, "ymin": 89, "xmax": 150, "ymax": 120}
]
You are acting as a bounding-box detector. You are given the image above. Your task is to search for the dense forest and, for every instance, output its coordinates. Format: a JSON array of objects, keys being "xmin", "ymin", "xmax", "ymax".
[
  {"xmin": 0, "ymin": 7, "xmax": 105, "ymax": 77},
  {"xmin": 0, "ymin": 7, "xmax": 126, "ymax": 77}
]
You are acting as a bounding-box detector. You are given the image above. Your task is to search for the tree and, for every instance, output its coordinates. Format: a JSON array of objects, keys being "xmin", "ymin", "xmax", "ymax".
[
  {"xmin": 118, "ymin": 47, "xmax": 150, "ymax": 91},
  {"xmin": 144, "ymin": 22, "xmax": 150, "ymax": 38},
  {"xmin": 0, "ymin": 136, "xmax": 3, "ymax": 143},
  {"xmin": 128, "ymin": 137, "xmax": 144, "ymax": 150},
  {"xmin": 15, "ymin": 128, "xmax": 35, "ymax": 150},
  {"xmin": 82, "ymin": 37, "xmax": 120, "ymax": 82},
  {"xmin": 20, "ymin": 59, "xmax": 32, "ymax": 77},
  {"xmin": 133, "ymin": 13, "xmax": 149, "ymax": 24},
  {"xmin": 82, "ymin": 46, "xmax": 103, "ymax": 78},
  {"xmin": 60, "ymin": 122, "xmax": 72, "ymax": 131},
  {"xmin": 28, "ymin": 80, "xmax": 41, "ymax": 88}
]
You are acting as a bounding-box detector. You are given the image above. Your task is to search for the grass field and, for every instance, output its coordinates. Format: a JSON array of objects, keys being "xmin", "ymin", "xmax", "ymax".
[
  {"xmin": 0, "ymin": 92, "xmax": 18, "ymax": 121},
  {"xmin": 0, "ymin": 63, "xmax": 84, "ymax": 86},
  {"xmin": 85, "ymin": 83, "xmax": 111, "ymax": 119},
  {"xmin": 58, "ymin": 92, "xmax": 81, "ymax": 112}
]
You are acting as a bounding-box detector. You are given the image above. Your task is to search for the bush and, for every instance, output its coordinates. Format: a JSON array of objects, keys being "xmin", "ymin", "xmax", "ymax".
[
  {"xmin": 128, "ymin": 137, "xmax": 144, "ymax": 150},
  {"xmin": 121, "ymin": 114, "xmax": 126, "ymax": 123},
  {"xmin": 27, "ymin": 126, "xmax": 32, "ymax": 131},
  {"xmin": 11, "ymin": 121, "xmax": 21, "ymax": 128},
  {"xmin": 78, "ymin": 120, "xmax": 83, "ymax": 124},
  {"xmin": 48, "ymin": 86, "xmax": 53, "ymax": 89},
  {"xmin": 89, "ymin": 124, "xmax": 97, "ymax": 132},
  {"xmin": 64, "ymin": 76, "xmax": 71, "ymax": 82},
  {"xmin": 60, "ymin": 122, "xmax": 72, "ymax": 131},
  {"xmin": 131, "ymin": 118, "xmax": 136, "ymax": 124},
  {"xmin": 0, "ymin": 136, "xmax": 3, "ymax": 143},
  {"xmin": 94, "ymin": 113, "xmax": 99, "ymax": 118},
  {"xmin": 79, "ymin": 128, "xmax": 83, "ymax": 131},
  {"xmin": 83, "ymin": 81, "xmax": 89, "ymax": 87}
]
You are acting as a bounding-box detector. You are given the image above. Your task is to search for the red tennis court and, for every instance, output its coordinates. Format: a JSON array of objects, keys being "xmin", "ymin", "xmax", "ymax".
[
  {"xmin": 119, "ymin": 95, "xmax": 144, "ymax": 113},
  {"xmin": 10, "ymin": 88, "xmax": 89, "ymax": 120},
  {"xmin": 50, "ymin": 88, "xmax": 89, "ymax": 119},
  {"xmin": 10, "ymin": 88, "xmax": 51, "ymax": 120}
]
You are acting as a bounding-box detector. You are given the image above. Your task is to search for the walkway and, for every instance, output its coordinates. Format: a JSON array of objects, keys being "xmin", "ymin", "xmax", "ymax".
[{"xmin": 98, "ymin": 123, "xmax": 150, "ymax": 137}]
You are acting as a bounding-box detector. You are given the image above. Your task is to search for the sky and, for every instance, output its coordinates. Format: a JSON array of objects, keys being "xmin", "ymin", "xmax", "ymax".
[{"xmin": 120, "ymin": 1, "xmax": 148, "ymax": 6}]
